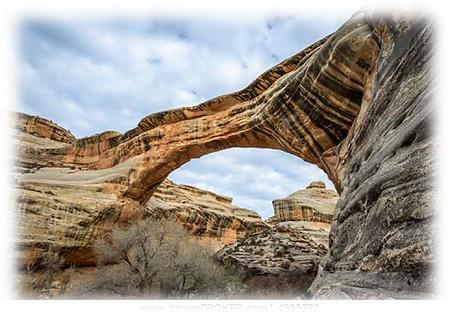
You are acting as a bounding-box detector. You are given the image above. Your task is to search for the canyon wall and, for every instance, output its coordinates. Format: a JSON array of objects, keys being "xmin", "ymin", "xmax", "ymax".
[
  {"xmin": 146, "ymin": 179, "xmax": 268, "ymax": 249},
  {"xmin": 309, "ymin": 14, "xmax": 435, "ymax": 299}
]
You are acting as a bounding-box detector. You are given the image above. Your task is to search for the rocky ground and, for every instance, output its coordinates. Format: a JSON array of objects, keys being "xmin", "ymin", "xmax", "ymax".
[{"xmin": 216, "ymin": 181, "xmax": 337, "ymax": 298}]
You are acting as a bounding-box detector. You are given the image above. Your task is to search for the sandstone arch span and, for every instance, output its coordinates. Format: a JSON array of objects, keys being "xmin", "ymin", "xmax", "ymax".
[{"xmin": 49, "ymin": 13, "xmax": 378, "ymax": 204}]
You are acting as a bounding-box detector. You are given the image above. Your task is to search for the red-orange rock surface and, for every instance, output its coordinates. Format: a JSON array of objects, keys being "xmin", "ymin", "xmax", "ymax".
[{"xmin": 14, "ymin": 114, "xmax": 266, "ymax": 265}]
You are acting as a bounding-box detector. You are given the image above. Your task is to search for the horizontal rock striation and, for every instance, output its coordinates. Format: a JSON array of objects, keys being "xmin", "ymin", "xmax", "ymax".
[
  {"xmin": 268, "ymin": 180, "xmax": 338, "ymax": 255},
  {"xmin": 272, "ymin": 181, "xmax": 338, "ymax": 223},
  {"xmin": 14, "ymin": 113, "xmax": 77, "ymax": 171},
  {"xmin": 14, "ymin": 122, "xmax": 266, "ymax": 265},
  {"xmin": 15, "ymin": 112, "xmax": 76, "ymax": 144},
  {"xmin": 145, "ymin": 179, "xmax": 268, "ymax": 249}
]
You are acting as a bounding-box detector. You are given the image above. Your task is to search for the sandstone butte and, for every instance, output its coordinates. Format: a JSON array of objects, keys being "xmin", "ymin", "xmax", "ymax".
[{"xmin": 13, "ymin": 12, "xmax": 434, "ymax": 298}]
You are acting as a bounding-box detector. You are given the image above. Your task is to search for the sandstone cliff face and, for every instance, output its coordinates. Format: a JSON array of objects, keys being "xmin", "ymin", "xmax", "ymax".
[
  {"xmin": 272, "ymin": 181, "xmax": 338, "ymax": 223},
  {"xmin": 15, "ymin": 112, "xmax": 76, "ymax": 144},
  {"xmin": 309, "ymin": 15, "xmax": 435, "ymax": 299},
  {"xmin": 13, "ymin": 12, "xmax": 434, "ymax": 298},
  {"xmin": 269, "ymin": 180, "xmax": 338, "ymax": 251},
  {"xmin": 146, "ymin": 179, "xmax": 268, "ymax": 249}
]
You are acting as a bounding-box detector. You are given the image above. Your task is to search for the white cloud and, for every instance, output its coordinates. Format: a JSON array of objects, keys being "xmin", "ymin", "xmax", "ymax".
[{"xmin": 120, "ymin": 108, "xmax": 131, "ymax": 117}]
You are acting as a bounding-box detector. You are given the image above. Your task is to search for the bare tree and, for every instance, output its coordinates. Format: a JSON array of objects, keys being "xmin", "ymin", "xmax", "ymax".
[{"xmin": 89, "ymin": 219, "xmax": 240, "ymax": 298}]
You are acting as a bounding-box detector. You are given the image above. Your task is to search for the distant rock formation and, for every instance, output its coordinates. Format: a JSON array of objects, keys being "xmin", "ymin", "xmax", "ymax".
[
  {"xmin": 15, "ymin": 112, "xmax": 76, "ymax": 144},
  {"xmin": 272, "ymin": 181, "xmax": 338, "ymax": 223},
  {"xmin": 215, "ymin": 181, "xmax": 338, "ymax": 297},
  {"xmin": 146, "ymin": 179, "xmax": 268, "ymax": 249}
]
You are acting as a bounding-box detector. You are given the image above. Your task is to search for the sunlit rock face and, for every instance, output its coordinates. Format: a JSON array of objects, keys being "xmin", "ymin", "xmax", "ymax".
[
  {"xmin": 272, "ymin": 181, "xmax": 338, "ymax": 223},
  {"xmin": 13, "ymin": 12, "xmax": 434, "ymax": 298},
  {"xmin": 36, "ymin": 13, "xmax": 379, "ymax": 203},
  {"xmin": 145, "ymin": 179, "xmax": 268, "ymax": 250},
  {"xmin": 14, "ymin": 115, "xmax": 266, "ymax": 265}
]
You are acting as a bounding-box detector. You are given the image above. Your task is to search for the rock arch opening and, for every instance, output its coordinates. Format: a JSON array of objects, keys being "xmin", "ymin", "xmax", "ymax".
[
  {"xmin": 166, "ymin": 147, "xmax": 335, "ymax": 219},
  {"xmin": 16, "ymin": 13, "xmax": 380, "ymax": 270}
]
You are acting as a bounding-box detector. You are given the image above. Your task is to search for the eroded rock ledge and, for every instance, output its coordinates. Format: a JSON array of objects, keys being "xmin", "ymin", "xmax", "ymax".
[
  {"xmin": 146, "ymin": 179, "xmax": 268, "ymax": 249},
  {"xmin": 14, "ymin": 124, "xmax": 267, "ymax": 265},
  {"xmin": 272, "ymin": 181, "xmax": 338, "ymax": 223}
]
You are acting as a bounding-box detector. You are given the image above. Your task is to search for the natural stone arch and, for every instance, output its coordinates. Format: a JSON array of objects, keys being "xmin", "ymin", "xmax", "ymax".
[
  {"xmin": 52, "ymin": 13, "xmax": 379, "ymax": 205},
  {"xmin": 16, "ymin": 12, "xmax": 434, "ymax": 298}
]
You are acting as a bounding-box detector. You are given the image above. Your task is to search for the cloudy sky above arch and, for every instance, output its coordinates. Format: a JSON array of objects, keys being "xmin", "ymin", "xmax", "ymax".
[{"xmin": 18, "ymin": 14, "xmax": 347, "ymax": 218}]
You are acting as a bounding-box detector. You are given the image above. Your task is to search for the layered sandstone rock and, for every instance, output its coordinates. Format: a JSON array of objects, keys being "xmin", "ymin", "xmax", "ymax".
[
  {"xmin": 15, "ymin": 112, "xmax": 76, "ymax": 144},
  {"xmin": 214, "ymin": 181, "xmax": 337, "ymax": 297},
  {"xmin": 31, "ymin": 13, "xmax": 379, "ymax": 204},
  {"xmin": 14, "ymin": 119, "xmax": 265, "ymax": 265},
  {"xmin": 13, "ymin": 12, "xmax": 434, "ymax": 298},
  {"xmin": 14, "ymin": 113, "xmax": 76, "ymax": 171},
  {"xmin": 146, "ymin": 179, "xmax": 268, "ymax": 249},
  {"xmin": 268, "ymin": 181, "xmax": 338, "ymax": 251},
  {"xmin": 272, "ymin": 181, "xmax": 338, "ymax": 223},
  {"xmin": 309, "ymin": 15, "xmax": 435, "ymax": 299}
]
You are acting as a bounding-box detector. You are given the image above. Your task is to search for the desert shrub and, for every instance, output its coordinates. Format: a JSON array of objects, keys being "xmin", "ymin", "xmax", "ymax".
[
  {"xmin": 22, "ymin": 247, "xmax": 73, "ymax": 298},
  {"xmin": 89, "ymin": 219, "xmax": 242, "ymax": 298}
]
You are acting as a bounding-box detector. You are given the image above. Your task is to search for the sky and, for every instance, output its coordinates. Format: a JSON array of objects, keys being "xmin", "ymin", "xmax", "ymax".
[{"xmin": 18, "ymin": 14, "xmax": 347, "ymax": 218}]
